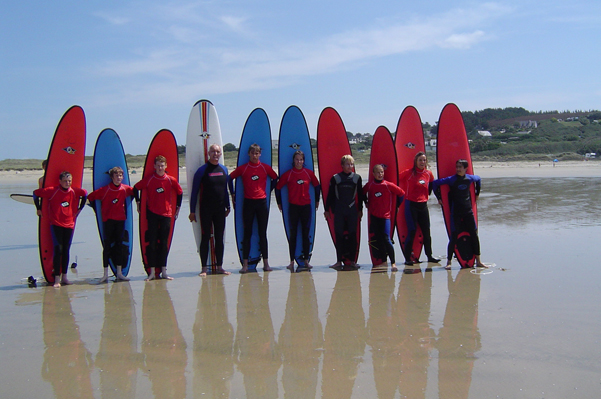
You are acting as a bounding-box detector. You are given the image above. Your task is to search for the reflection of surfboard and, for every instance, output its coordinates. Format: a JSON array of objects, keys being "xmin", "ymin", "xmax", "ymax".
[
  {"xmin": 367, "ymin": 126, "xmax": 398, "ymax": 266},
  {"xmin": 317, "ymin": 107, "xmax": 360, "ymax": 265},
  {"xmin": 395, "ymin": 106, "xmax": 426, "ymax": 261},
  {"xmin": 92, "ymin": 128, "xmax": 133, "ymax": 277},
  {"xmin": 234, "ymin": 109, "xmax": 272, "ymax": 268},
  {"xmin": 139, "ymin": 130, "xmax": 179, "ymax": 276},
  {"xmin": 10, "ymin": 194, "xmax": 34, "ymax": 204},
  {"xmin": 437, "ymin": 103, "xmax": 477, "ymax": 268},
  {"xmin": 278, "ymin": 105, "xmax": 316, "ymax": 267},
  {"xmin": 38, "ymin": 106, "xmax": 86, "ymax": 284}
]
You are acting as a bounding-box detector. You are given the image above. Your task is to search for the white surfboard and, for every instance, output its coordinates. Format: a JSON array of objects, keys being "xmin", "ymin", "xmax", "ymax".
[{"xmin": 186, "ymin": 100, "xmax": 224, "ymax": 269}]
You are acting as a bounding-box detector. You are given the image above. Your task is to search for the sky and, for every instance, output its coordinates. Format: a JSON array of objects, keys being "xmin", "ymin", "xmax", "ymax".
[{"xmin": 1, "ymin": 0, "xmax": 600, "ymax": 160}]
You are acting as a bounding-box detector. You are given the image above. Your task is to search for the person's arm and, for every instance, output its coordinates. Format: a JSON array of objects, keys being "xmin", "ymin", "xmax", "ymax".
[{"xmin": 314, "ymin": 185, "xmax": 321, "ymax": 209}]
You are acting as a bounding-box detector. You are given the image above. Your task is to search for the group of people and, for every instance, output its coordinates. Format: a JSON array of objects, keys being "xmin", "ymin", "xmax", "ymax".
[{"xmin": 33, "ymin": 143, "xmax": 485, "ymax": 287}]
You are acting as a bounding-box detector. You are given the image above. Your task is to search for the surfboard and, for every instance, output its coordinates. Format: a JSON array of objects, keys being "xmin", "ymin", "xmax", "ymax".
[
  {"xmin": 278, "ymin": 105, "xmax": 316, "ymax": 268},
  {"xmin": 367, "ymin": 125, "xmax": 398, "ymax": 266},
  {"xmin": 38, "ymin": 105, "xmax": 86, "ymax": 284},
  {"xmin": 138, "ymin": 129, "xmax": 179, "ymax": 276},
  {"xmin": 233, "ymin": 108, "xmax": 272, "ymax": 269},
  {"xmin": 436, "ymin": 103, "xmax": 478, "ymax": 268},
  {"xmin": 395, "ymin": 106, "xmax": 426, "ymax": 262},
  {"xmin": 186, "ymin": 100, "xmax": 224, "ymax": 272},
  {"xmin": 316, "ymin": 107, "xmax": 360, "ymax": 265},
  {"xmin": 92, "ymin": 128, "xmax": 133, "ymax": 277},
  {"xmin": 10, "ymin": 194, "xmax": 34, "ymax": 204}
]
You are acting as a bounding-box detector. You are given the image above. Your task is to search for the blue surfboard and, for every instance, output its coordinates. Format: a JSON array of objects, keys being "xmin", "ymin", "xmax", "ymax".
[
  {"xmin": 278, "ymin": 105, "xmax": 316, "ymax": 268},
  {"xmin": 92, "ymin": 129, "xmax": 133, "ymax": 277},
  {"xmin": 234, "ymin": 108, "xmax": 272, "ymax": 269}
]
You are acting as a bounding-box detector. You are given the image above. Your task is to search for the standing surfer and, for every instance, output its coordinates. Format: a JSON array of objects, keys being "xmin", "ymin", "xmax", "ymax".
[
  {"xmin": 324, "ymin": 155, "xmax": 364, "ymax": 269},
  {"xmin": 275, "ymin": 150, "xmax": 321, "ymax": 270},
  {"xmin": 88, "ymin": 166, "xmax": 133, "ymax": 282},
  {"xmin": 229, "ymin": 144, "xmax": 278, "ymax": 273},
  {"xmin": 432, "ymin": 159, "xmax": 487, "ymax": 269},
  {"xmin": 134, "ymin": 155, "xmax": 183, "ymax": 281},
  {"xmin": 398, "ymin": 152, "xmax": 440, "ymax": 265},
  {"xmin": 34, "ymin": 171, "xmax": 87, "ymax": 288},
  {"xmin": 188, "ymin": 144, "xmax": 232, "ymax": 276}
]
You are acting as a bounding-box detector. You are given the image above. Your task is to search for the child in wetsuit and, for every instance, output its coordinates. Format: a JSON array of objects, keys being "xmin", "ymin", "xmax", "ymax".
[{"xmin": 88, "ymin": 166, "xmax": 133, "ymax": 282}]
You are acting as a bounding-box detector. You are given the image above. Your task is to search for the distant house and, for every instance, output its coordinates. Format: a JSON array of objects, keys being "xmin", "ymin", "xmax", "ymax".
[
  {"xmin": 477, "ymin": 130, "xmax": 492, "ymax": 137},
  {"xmin": 518, "ymin": 120, "xmax": 538, "ymax": 128},
  {"xmin": 586, "ymin": 153, "xmax": 596, "ymax": 159}
]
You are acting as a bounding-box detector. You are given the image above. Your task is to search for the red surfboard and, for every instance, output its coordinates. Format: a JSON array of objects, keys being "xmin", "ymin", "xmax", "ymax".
[
  {"xmin": 436, "ymin": 103, "xmax": 477, "ymax": 268},
  {"xmin": 395, "ymin": 106, "xmax": 426, "ymax": 262},
  {"xmin": 367, "ymin": 126, "xmax": 398, "ymax": 266},
  {"xmin": 38, "ymin": 106, "xmax": 86, "ymax": 284},
  {"xmin": 138, "ymin": 129, "xmax": 179, "ymax": 276},
  {"xmin": 317, "ymin": 107, "xmax": 360, "ymax": 265}
]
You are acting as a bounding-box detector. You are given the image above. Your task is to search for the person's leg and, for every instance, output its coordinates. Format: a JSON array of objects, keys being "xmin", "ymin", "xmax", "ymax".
[
  {"xmin": 287, "ymin": 203, "xmax": 301, "ymax": 269},
  {"xmin": 212, "ymin": 209, "xmax": 229, "ymax": 274},
  {"xmin": 145, "ymin": 211, "xmax": 160, "ymax": 280},
  {"xmin": 345, "ymin": 209, "xmax": 359, "ymax": 267},
  {"xmin": 299, "ymin": 204, "xmax": 313, "ymax": 268},
  {"xmin": 332, "ymin": 211, "xmax": 345, "ymax": 267},
  {"xmin": 403, "ymin": 200, "xmax": 418, "ymax": 264},
  {"xmin": 255, "ymin": 198, "xmax": 271, "ymax": 271},
  {"xmin": 416, "ymin": 204, "xmax": 439, "ymax": 262},
  {"xmin": 241, "ymin": 198, "xmax": 255, "ymax": 272},
  {"xmin": 59, "ymin": 227, "xmax": 74, "ymax": 285},
  {"xmin": 157, "ymin": 215, "xmax": 173, "ymax": 279}
]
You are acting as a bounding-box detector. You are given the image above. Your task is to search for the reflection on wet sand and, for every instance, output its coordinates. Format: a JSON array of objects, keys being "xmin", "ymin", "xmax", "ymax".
[
  {"xmin": 322, "ymin": 271, "xmax": 367, "ymax": 399},
  {"xmin": 193, "ymin": 276, "xmax": 234, "ymax": 397},
  {"xmin": 437, "ymin": 270, "xmax": 481, "ymax": 399},
  {"xmin": 367, "ymin": 270, "xmax": 401, "ymax": 398},
  {"xmin": 96, "ymin": 283, "xmax": 139, "ymax": 399},
  {"xmin": 235, "ymin": 273, "xmax": 281, "ymax": 398},
  {"xmin": 397, "ymin": 265, "xmax": 434, "ymax": 398},
  {"xmin": 142, "ymin": 282, "xmax": 187, "ymax": 398},
  {"xmin": 42, "ymin": 288, "xmax": 94, "ymax": 399},
  {"xmin": 278, "ymin": 272, "xmax": 323, "ymax": 399}
]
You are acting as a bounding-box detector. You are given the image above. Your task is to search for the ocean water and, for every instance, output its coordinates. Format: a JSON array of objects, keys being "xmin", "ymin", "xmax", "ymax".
[{"xmin": 1, "ymin": 175, "xmax": 601, "ymax": 398}]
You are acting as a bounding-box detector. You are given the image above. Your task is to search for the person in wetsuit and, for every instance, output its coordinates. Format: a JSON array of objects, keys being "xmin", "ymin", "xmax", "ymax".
[
  {"xmin": 276, "ymin": 150, "xmax": 321, "ymax": 270},
  {"xmin": 324, "ymin": 155, "xmax": 364, "ymax": 269},
  {"xmin": 432, "ymin": 159, "xmax": 486, "ymax": 269},
  {"xmin": 398, "ymin": 151, "xmax": 440, "ymax": 265},
  {"xmin": 88, "ymin": 166, "xmax": 134, "ymax": 282},
  {"xmin": 134, "ymin": 155, "xmax": 183, "ymax": 281},
  {"xmin": 188, "ymin": 144, "xmax": 232, "ymax": 276},
  {"xmin": 229, "ymin": 143, "xmax": 278, "ymax": 273},
  {"xmin": 34, "ymin": 171, "xmax": 87, "ymax": 288}
]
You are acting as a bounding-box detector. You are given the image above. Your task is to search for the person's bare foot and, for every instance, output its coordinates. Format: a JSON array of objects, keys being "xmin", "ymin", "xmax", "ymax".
[
  {"xmin": 61, "ymin": 277, "xmax": 72, "ymax": 285},
  {"xmin": 330, "ymin": 261, "xmax": 342, "ymax": 269},
  {"xmin": 116, "ymin": 266, "xmax": 130, "ymax": 281},
  {"xmin": 287, "ymin": 261, "xmax": 295, "ymax": 271},
  {"xmin": 145, "ymin": 270, "xmax": 156, "ymax": 281},
  {"xmin": 98, "ymin": 275, "xmax": 108, "ymax": 284},
  {"xmin": 444, "ymin": 262, "xmax": 452, "ymax": 270},
  {"xmin": 391, "ymin": 263, "xmax": 398, "ymax": 272},
  {"xmin": 53, "ymin": 281, "xmax": 61, "ymax": 288},
  {"xmin": 215, "ymin": 267, "xmax": 231, "ymax": 275}
]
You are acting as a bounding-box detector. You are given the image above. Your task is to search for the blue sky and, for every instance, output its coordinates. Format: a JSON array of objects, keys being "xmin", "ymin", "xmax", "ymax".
[{"xmin": 1, "ymin": 0, "xmax": 599, "ymax": 160}]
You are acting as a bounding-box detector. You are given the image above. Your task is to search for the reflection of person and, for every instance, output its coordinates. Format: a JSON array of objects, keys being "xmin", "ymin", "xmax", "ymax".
[
  {"xmin": 432, "ymin": 159, "xmax": 486, "ymax": 269},
  {"xmin": 398, "ymin": 151, "xmax": 440, "ymax": 265},
  {"xmin": 34, "ymin": 171, "xmax": 87, "ymax": 288},
  {"xmin": 188, "ymin": 144, "xmax": 232, "ymax": 276},
  {"xmin": 229, "ymin": 144, "xmax": 278, "ymax": 273},
  {"xmin": 363, "ymin": 164, "xmax": 404, "ymax": 271},
  {"xmin": 134, "ymin": 155, "xmax": 183, "ymax": 281},
  {"xmin": 88, "ymin": 166, "xmax": 133, "ymax": 282},
  {"xmin": 324, "ymin": 155, "xmax": 364, "ymax": 269},
  {"xmin": 275, "ymin": 150, "xmax": 320, "ymax": 270}
]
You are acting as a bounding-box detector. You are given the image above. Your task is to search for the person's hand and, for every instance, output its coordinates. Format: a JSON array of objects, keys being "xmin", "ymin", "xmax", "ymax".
[
  {"xmin": 174, "ymin": 206, "xmax": 180, "ymax": 220},
  {"xmin": 278, "ymin": 204, "xmax": 282, "ymax": 212},
  {"xmin": 189, "ymin": 213, "xmax": 196, "ymax": 222},
  {"xmin": 136, "ymin": 202, "xmax": 141, "ymax": 214},
  {"xmin": 225, "ymin": 208, "xmax": 231, "ymax": 217},
  {"xmin": 37, "ymin": 210, "xmax": 42, "ymax": 217},
  {"xmin": 324, "ymin": 211, "xmax": 330, "ymax": 220}
]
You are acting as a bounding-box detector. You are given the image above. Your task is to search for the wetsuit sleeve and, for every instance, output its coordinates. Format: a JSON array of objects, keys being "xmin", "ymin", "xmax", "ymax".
[
  {"xmin": 314, "ymin": 185, "xmax": 321, "ymax": 205},
  {"xmin": 428, "ymin": 170, "xmax": 435, "ymax": 196},
  {"xmin": 77, "ymin": 188, "xmax": 88, "ymax": 210},
  {"xmin": 33, "ymin": 194, "xmax": 41, "ymax": 211},
  {"xmin": 473, "ymin": 175, "xmax": 482, "ymax": 196},
  {"xmin": 325, "ymin": 176, "xmax": 337, "ymax": 211},
  {"xmin": 189, "ymin": 166, "xmax": 206, "ymax": 214},
  {"xmin": 176, "ymin": 193, "xmax": 183, "ymax": 208},
  {"xmin": 133, "ymin": 187, "xmax": 140, "ymax": 202},
  {"xmin": 357, "ymin": 175, "xmax": 364, "ymax": 211},
  {"xmin": 275, "ymin": 188, "xmax": 282, "ymax": 207},
  {"xmin": 223, "ymin": 165, "xmax": 231, "ymax": 210}
]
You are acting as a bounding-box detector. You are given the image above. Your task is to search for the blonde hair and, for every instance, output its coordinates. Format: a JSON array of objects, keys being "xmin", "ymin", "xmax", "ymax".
[{"xmin": 340, "ymin": 154, "xmax": 354, "ymax": 165}]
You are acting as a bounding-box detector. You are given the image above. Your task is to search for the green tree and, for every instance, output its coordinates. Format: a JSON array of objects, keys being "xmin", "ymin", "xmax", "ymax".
[{"xmin": 223, "ymin": 143, "xmax": 237, "ymax": 152}]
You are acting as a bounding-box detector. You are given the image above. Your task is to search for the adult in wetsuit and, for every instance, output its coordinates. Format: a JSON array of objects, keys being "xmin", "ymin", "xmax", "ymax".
[
  {"xmin": 432, "ymin": 159, "xmax": 486, "ymax": 269},
  {"xmin": 398, "ymin": 151, "xmax": 440, "ymax": 265},
  {"xmin": 134, "ymin": 155, "xmax": 183, "ymax": 280},
  {"xmin": 275, "ymin": 150, "xmax": 321, "ymax": 270},
  {"xmin": 188, "ymin": 144, "xmax": 232, "ymax": 276},
  {"xmin": 229, "ymin": 143, "xmax": 278, "ymax": 273},
  {"xmin": 34, "ymin": 171, "xmax": 87, "ymax": 288},
  {"xmin": 87, "ymin": 166, "xmax": 133, "ymax": 282},
  {"xmin": 324, "ymin": 155, "xmax": 364, "ymax": 268}
]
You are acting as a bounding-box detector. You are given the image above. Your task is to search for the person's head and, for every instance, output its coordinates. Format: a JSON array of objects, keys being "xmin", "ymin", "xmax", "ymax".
[
  {"xmin": 456, "ymin": 159, "xmax": 469, "ymax": 176},
  {"xmin": 341, "ymin": 154, "xmax": 354, "ymax": 174},
  {"xmin": 413, "ymin": 151, "xmax": 428, "ymax": 171},
  {"xmin": 59, "ymin": 171, "xmax": 72, "ymax": 189},
  {"xmin": 292, "ymin": 150, "xmax": 305, "ymax": 170},
  {"xmin": 109, "ymin": 166, "xmax": 124, "ymax": 185},
  {"xmin": 41, "ymin": 159, "xmax": 48, "ymax": 170},
  {"xmin": 154, "ymin": 155, "xmax": 167, "ymax": 176},
  {"xmin": 248, "ymin": 143, "xmax": 261, "ymax": 163},
  {"xmin": 372, "ymin": 164, "xmax": 384, "ymax": 181},
  {"xmin": 208, "ymin": 144, "xmax": 222, "ymax": 165}
]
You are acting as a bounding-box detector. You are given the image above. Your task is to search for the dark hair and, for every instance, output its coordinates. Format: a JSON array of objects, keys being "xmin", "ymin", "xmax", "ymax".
[
  {"xmin": 59, "ymin": 171, "xmax": 72, "ymax": 181},
  {"xmin": 413, "ymin": 151, "xmax": 428, "ymax": 171},
  {"xmin": 154, "ymin": 155, "xmax": 167, "ymax": 164},
  {"xmin": 292, "ymin": 150, "xmax": 305, "ymax": 167},
  {"xmin": 248, "ymin": 143, "xmax": 262, "ymax": 154},
  {"xmin": 456, "ymin": 159, "xmax": 469, "ymax": 169},
  {"xmin": 109, "ymin": 166, "xmax": 124, "ymax": 177}
]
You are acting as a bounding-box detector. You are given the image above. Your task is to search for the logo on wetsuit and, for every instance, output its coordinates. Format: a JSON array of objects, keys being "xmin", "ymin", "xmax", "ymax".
[
  {"xmin": 419, "ymin": 179, "xmax": 426, "ymax": 185},
  {"xmin": 375, "ymin": 192, "xmax": 382, "ymax": 197},
  {"xmin": 112, "ymin": 198, "xmax": 119, "ymax": 204},
  {"xmin": 156, "ymin": 187, "xmax": 165, "ymax": 193},
  {"xmin": 61, "ymin": 201, "xmax": 70, "ymax": 207},
  {"xmin": 296, "ymin": 179, "xmax": 305, "ymax": 185},
  {"xmin": 251, "ymin": 175, "xmax": 259, "ymax": 181},
  {"xmin": 458, "ymin": 184, "xmax": 468, "ymax": 190}
]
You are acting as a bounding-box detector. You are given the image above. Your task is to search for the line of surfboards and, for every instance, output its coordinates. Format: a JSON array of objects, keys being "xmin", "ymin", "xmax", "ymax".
[{"xmin": 19, "ymin": 102, "xmax": 477, "ymax": 284}]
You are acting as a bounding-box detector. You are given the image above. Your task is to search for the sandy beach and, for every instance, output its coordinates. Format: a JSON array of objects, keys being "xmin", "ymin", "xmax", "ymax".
[{"xmin": 2, "ymin": 161, "xmax": 601, "ymax": 398}]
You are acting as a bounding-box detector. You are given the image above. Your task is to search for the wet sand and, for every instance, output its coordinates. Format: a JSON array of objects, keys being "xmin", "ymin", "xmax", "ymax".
[{"xmin": 2, "ymin": 162, "xmax": 601, "ymax": 398}]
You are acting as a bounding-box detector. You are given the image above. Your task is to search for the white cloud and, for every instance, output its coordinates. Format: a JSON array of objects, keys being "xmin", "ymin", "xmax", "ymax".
[{"xmin": 94, "ymin": 12, "xmax": 130, "ymax": 25}]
